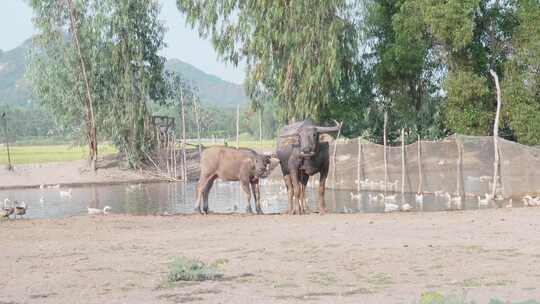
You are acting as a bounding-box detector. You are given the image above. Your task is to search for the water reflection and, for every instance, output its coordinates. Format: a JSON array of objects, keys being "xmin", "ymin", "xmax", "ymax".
[{"xmin": 0, "ymin": 181, "xmax": 521, "ymax": 220}]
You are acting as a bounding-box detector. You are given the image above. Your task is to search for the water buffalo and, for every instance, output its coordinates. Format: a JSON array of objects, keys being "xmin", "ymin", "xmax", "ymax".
[
  {"xmin": 195, "ymin": 146, "xmax": 277, "ymax": 214},
  {"xmin": 276, "ymin": 119, "xmax": 341, "ymax": 214}
]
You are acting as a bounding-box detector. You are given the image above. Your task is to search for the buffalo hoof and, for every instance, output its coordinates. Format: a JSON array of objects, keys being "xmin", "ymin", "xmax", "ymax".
[{"xmin": 246, "ymin": 207, "xmax": 254, "ymax": 214}]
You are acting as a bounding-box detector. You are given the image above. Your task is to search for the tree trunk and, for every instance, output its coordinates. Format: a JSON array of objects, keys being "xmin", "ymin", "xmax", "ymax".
[
  {"xmin": 180, "ymin": 88, "xmax": 187, "ymax": 181},
  {"xmin": 67, "ymin": 0, "xmax": 97, "ymax": 171}
]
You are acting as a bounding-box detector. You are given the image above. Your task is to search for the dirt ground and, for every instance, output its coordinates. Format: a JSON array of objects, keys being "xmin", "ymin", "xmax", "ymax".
[
  {"xmin": 1, "ymin": 208, "xmax": 540, "ymax": 304},
  {"xmin": 0, "ymin": 156, "xmax": 161, "ymax": 190}
]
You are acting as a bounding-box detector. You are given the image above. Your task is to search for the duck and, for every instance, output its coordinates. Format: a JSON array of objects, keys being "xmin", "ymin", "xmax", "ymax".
[
  {"xmin": 368, "ymin": 193, "xmax": 380, "ymax": 203},
  {"xmin": 48, "ymin": 184, "xmax": 61, "ymax": 189},
  {"xmin": 384, "ymin": 202, "xmax": 399, "ymax": 212},
  {"xmin": 415, "ymin": 193, "xmax": 424, "ymax": 204},
  {"xmin": 39, "ymin": 196, "xmax": 45, "ymax": 204},
  {"xmin": 59, "ymin": 189, "xmax": 72, "ymax": 198},
  {"xmin": 87, "ymin": 206, "xmax": 111, "ymax": 215},
  {"xmin": 1, "ymin": 199, "xmax": 14, "ymax": 219},
  {"xmin": 14, "ymin": 201, "xmax": 27, "ymax": 219},
  {"xmin": 342, "ymin": 205, "xmax": 352, "ymax": 213},
  {"xmin": 505, "ymin": 199, "xmax": 513, "ymax": 208},
  {"xmin": 381, "ymin": 193, "xmax": 397, "ymax": 203},
  {"xmin": 350, "ymin": 192, "xmax": 361, "ymax": 200},
  {"xmin": 477, "ymin": 194, "xmax": 491, "ymax": 206},
  {"xmin": 522, "ymin": 195, "xmax": 540, "ymax": 207},
  {"xmin": 400, "ymin": 203, "xmax": 412, "ymax": 212}
]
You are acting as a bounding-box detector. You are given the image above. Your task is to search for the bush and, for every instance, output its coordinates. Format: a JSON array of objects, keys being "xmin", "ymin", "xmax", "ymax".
[{"xmin": 166, "ymin": 256, "xmax": 223, "ymax": 282}]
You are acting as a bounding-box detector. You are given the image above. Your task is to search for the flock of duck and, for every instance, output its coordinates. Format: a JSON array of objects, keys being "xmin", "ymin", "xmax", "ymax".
[{"xmin": 1, "ymin": 185, "xmax": 113, "ymax": 220}]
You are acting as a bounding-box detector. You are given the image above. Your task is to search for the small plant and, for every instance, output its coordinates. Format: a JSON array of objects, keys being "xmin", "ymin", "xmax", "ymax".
[{"xmin": 166, "ymin": 256, "xmax": 223, "ymax": 283}]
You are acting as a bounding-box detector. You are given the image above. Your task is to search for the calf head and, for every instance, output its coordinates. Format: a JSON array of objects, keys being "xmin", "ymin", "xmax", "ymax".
[{"xmin": 254, "ymin": 154, "xmax": 272, "ymax": 176}]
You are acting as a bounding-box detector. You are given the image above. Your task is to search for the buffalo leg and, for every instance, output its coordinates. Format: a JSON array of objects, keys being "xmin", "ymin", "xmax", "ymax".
[
  {"xmin": 290, "ymin": 171, "xmax": 301, "ymax": 215},
  {"xmin": 240, "ymin": 181, "xmax": 254, "ymax": 214},
  {"xmin": 318, "ymin": 173, "xmax": 328, "ymax": 214},
  {"xmin": 299, "ymin": 173, "xmax": 309, "ymax": 214},
  {"xmin": 284, "ymin": 175, "xmax": 294, "ymax": 214}
]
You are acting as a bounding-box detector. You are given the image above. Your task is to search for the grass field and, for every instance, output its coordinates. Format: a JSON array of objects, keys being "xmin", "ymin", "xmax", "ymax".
[
  {"xmin": 0, "ymin": 144, "xmax": 118, "ymax": 165},
  {"xmin": 0, "ymin": 140, "xmax": 276, "ymax": 165}
]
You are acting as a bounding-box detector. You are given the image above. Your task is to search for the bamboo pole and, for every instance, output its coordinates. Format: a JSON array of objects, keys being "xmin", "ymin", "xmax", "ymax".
[
  {"xmin": 180, "ymin": 88, "xmax": 187, "ymax": 181},
  {"xmin": 236, "ymin": 104, "xmax": 240, "ymax": 149},
  {"xmin": 1, "ymin": 113, "xmax": 13, "ymax": 171},
  {"xmin": 401, "ymin": 128, "xmax": 405, "ymax": 200},
  {"xmin": 194, "ymin": 98, "xmax": 202, "ymax": 155},
  {"xmin": 416, "ymin": 135, "xmax": 423, "ymax": 194},
  {"xmin": 383, "ymin": 111, "xmax": 388, "ymax": 195},
  {"xmin": 489, "ymin": 69, "xmax": 502, "ymax": 198},
  {"xmin": 456, "ymin": 136, "xmax": 463, "ymax": 196},
  {"xmin": 259, "ymin": 110, "xmax": 263, "ymax": 147},
  {"xmin": 331, "ymin": 121, "xmax": 343, "ymax": 188},
  {"xmin": 173, "ymin": 134, "xmax": 177, "ymax": 179},
  {"xmin": 357, "ymin": 137, "xmax": 362, "ymax": 192}
]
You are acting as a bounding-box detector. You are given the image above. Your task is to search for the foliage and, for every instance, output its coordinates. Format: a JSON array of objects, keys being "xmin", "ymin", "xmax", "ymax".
[
  {"xmin": 177, "ymin": 0, "xmax": 363, "ymax": 123},
  {"xmin": 166, "ymin": 256, "xmax": 223, "ymax": 282},
  {"xmin": 28, "ymin": 0, "xmax": 168, "ymax": 168}
]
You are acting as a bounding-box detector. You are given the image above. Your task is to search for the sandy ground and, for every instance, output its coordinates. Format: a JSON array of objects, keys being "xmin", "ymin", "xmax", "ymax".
[
  {"xmin": 1, "ymin": 208, "xmax": 540, "ymax": 304},
  {"xmin": 0, "ymin": 156, "xmax": 161, "ymax": 190}
]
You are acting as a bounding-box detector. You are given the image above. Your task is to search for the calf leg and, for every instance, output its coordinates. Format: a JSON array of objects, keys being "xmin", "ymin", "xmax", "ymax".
[
  {"xmin": 195, "ymin": 173, "xmax": 214, "ymax": 214},
  {"xmin": 251, "ymin": 182, "xmax": 263, "ymax": 214},
  {"xmin": 202, "ymin": 176, "xmax": 217, "ymax": 214},
  {"xmin": 240, "ymin": 181, "xmax": 254, "ymax": 214}
]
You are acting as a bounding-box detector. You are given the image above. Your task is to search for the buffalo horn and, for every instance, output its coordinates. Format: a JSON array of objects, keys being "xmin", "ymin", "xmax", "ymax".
[{"xmin": 315, "ymin": 120, "xmax": 341, "ymax": 133}]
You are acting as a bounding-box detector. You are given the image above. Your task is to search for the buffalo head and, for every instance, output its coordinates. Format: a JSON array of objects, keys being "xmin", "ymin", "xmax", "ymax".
[{"xmin": 280, "ymin": 120, "xmax": 341, "ymax": 157}]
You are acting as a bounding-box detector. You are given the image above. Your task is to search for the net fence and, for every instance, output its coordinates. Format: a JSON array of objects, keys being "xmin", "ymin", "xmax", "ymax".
[{"xmin": 319, "ymin": 134, "xmax": 540, "ymax": 198}]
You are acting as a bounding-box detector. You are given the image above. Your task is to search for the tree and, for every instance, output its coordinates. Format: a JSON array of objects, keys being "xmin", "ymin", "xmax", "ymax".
[
  {"xmin": 28, "ymin": 0, "xmax": 168, "ymax": 168},
  {"xmin": 177, "ymin": 0, "xmax": 362, "ymax": 123},
  {"xmin": 502, "ymin": 0, "xmax": 540, "ymax": 145}
]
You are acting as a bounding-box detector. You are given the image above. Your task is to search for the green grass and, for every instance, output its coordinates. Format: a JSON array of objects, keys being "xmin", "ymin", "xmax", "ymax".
[
  {"xmin": 0, "ymin": 139, "xmax": 275, "ymax": 165},
  {"xmin": 165, "ymin": 256, "xmax": 224, "ymax": 283},
  {"xmin": 0, "ymin": 144, "xmax": 117, "ymax": 165},
  {"xmin": 418, "ymin": 292, "xmax": 539, "ymax": 304}
]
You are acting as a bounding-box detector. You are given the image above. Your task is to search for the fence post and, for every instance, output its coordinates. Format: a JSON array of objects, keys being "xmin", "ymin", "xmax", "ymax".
[
  {"xmin": 383, "ymin": 111, "xmax": 388, "ymax": 195},
  {"xmin": 236, "ymin": 104, "xmax": 240, "ymax": 149},
  {"xmin": 357, "ymin": 137, "xmax": 362, "ymax": 192},
  {"xmin": 416, "ymin": 134, "xmax": 423, "ymax": 194},
  {"xmin": 401, "ymin": 128, "xmax": 405, "ymax": 201},
  {"xmin": 331, "ymin": 121, "xmax": 342, "ymax": 188},
  {"xmin": 490, "ymin": 69, "xmax": 502, "ymax": 198},
  {"xmin": 180, "ymin": 88, "xmax": 187, "ymax": 181}
]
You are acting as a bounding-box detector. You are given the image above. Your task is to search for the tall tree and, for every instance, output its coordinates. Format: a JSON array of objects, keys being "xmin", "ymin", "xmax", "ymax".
[
  {"xmin": 28, "ymin": 0, "xmax": 168, "ymax": 168},
  {"xmin": 177, "ymin": 0, "xmax": 362, "ymax": 123}
]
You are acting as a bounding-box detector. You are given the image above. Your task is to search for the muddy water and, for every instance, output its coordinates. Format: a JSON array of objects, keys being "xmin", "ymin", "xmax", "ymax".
[{"xmin": 0, "ymin": 181, "xmax": 520, "ymax": 220}]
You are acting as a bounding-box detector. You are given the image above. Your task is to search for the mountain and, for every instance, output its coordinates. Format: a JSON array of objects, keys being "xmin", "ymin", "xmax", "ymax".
[
  {"xmin": 0, "ymin": 39, "xmax": 33, "ymax": 107},
  {"xmin": 165, "ymin": 59, "xmax": 247, "ymax": 107},
  {"xmin": 0, "ymin": 39, "xmax": 247, "ymax": 108}
]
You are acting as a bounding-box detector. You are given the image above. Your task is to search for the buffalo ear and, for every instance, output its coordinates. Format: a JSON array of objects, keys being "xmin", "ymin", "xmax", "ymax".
[
  {"xmin": 319, "ymin": 133, "xmax": 334, "ymax": 143},
  {"xmin": 281, "ymin": 136, "xmax": 299, "ymax": 145}
]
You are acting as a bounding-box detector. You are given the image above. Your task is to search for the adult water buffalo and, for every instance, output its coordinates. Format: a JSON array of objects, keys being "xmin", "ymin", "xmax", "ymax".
[
  {"xmin": 276, "ymin": 119, "xmax": 341, "ymax": 214},
  {"xmin": 195, "ymin": 146, "xmax": 277, "ymax": 214}
]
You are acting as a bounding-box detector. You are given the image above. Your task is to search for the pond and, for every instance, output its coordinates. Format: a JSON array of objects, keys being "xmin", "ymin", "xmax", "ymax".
[{"xmin": 0, "ymin": 181, "xmax": 520, "ymax": 220}]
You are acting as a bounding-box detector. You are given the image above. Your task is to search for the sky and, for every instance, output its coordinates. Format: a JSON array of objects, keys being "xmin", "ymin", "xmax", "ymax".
[{"xmin": 0, "ymin": 0, "xmax": 246, "ymax": 84}]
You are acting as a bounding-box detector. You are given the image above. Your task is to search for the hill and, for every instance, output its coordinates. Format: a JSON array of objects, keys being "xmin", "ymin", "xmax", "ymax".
[
  {"xmin": 165, "ymin": 59, "xmax": 247, "ymax": 107},
  {"xmin": 0, "ymin": 39, "xmax": 247, "ymax": 108}
]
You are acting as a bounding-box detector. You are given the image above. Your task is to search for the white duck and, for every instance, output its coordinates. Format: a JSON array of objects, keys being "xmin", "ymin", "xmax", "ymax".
[
  {"xmin": 381, "ymin": 193, "xmax": 397, "ymax": 203},
  {"xmin": 415, "ymin": 193, "xmax": 424, "ymax": 204},
  {"xmin": 87, "ymin": 206, "xmax": 111, "ymax": 215},
  {"xmin": 384, "ymin": 202, "xmax": 399, "ymax": 212},
  {"xmin": 505, "ymin": 199, "xmax": 513, "ymax": 208},
  {"xmin": 59, "ymin": 189, "xmax": 72, "ymax": 198},
  {"xmin": 477, "ymin": 194, "xmax": 491, "ymax": 206},
  {"xmin": 400, "ymin": 203, "xmax": 412, "ymax": 212},
  {"xmin": 14, "ymin": 201, "xmax": 27, "ymax": 219},
  {"xmin": 368, "ymin": 193, "xmax": 380, "ymax": 203},
  {"xmin": 350, "ymin": 192, "xmax": 361, "ymax": 200},
  {"xmin": 523, "ymin": 195, "xmax": 540, "ymax": 207}
]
